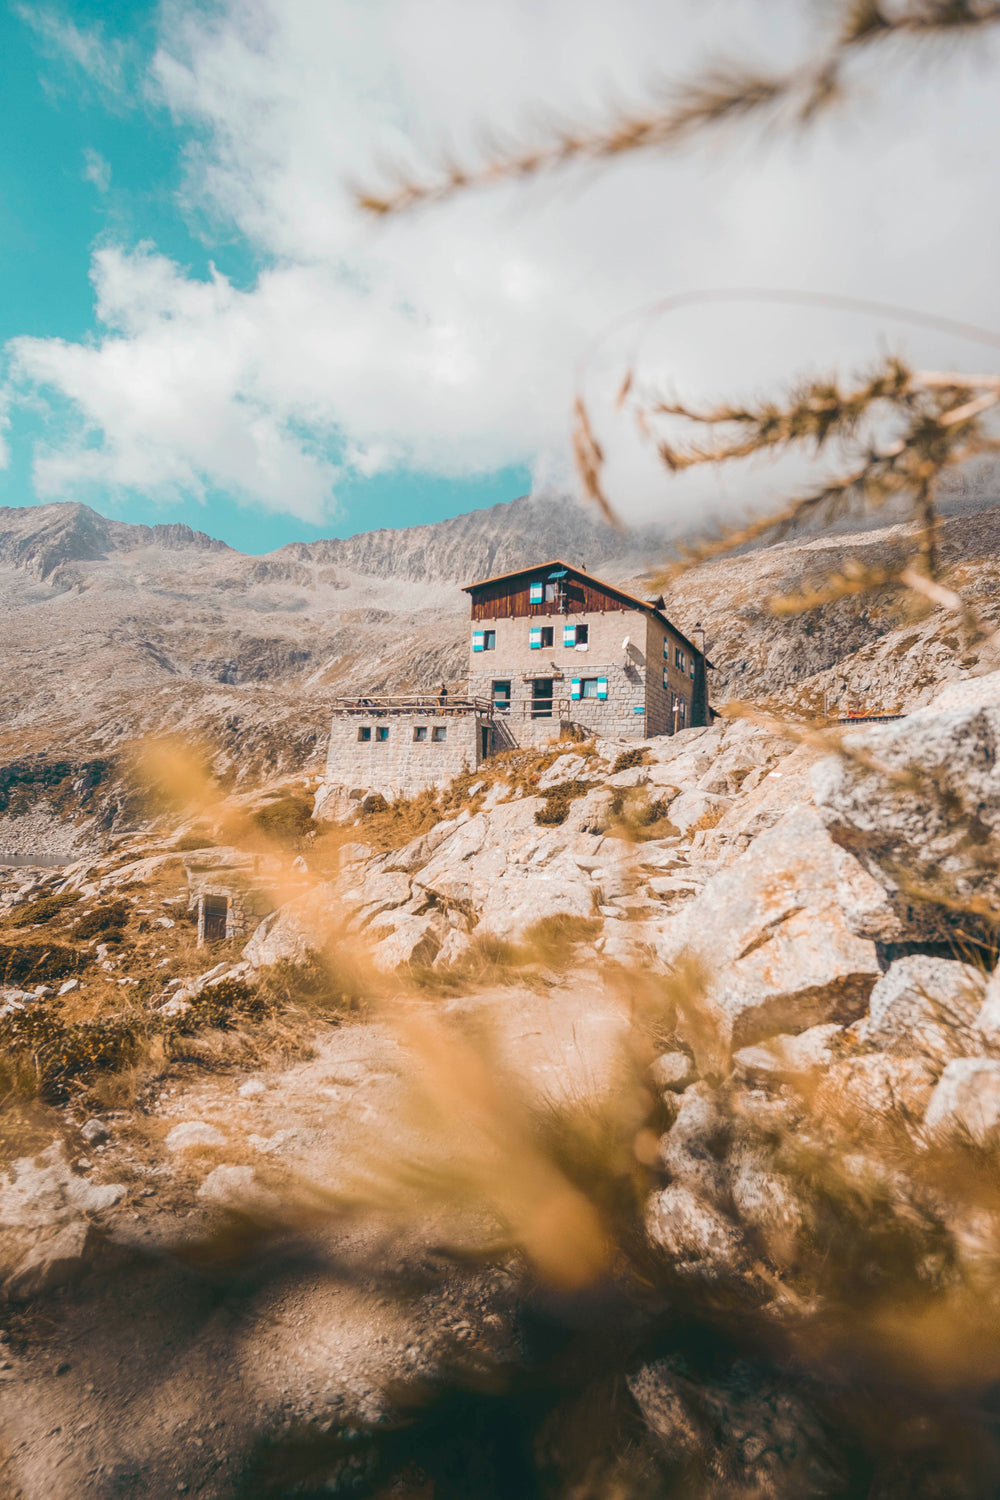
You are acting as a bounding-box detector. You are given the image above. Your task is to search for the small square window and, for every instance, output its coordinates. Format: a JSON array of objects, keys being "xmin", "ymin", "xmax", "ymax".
[
  {"xmin": 544, "ymin": 582, "xmax": 557, "ymax": 603},
  {"xmin": 540, "ymin": 626, "xmax": 553, "ymax": 647},
  {"xmin": 432, "ymin": 726, "xmax": 447, "ymax": 742},
  {"xmin": 358, "ymin": 726, "xmax": 372, "ymax": 742},
  {"xmin": 413, "ymin": 726, "xmax": 428, "ymax": 741},
  {"xmin": 483, "ymin": 630, "xmax": 496, "ymax": 651},
  {"xmin": 580, "ymin": 678, "xmax": 599, "ymax": 699},
  {"xmin": 575, "ymin": 624, "xmax": 589, "ymax": 645},
  {"xmin": 663, "ymin": 668, "xmax": 669, "ymax": 689},
  {"xmin": 376, "ymin": 726, "xmax": 389, "ymax": 742}
]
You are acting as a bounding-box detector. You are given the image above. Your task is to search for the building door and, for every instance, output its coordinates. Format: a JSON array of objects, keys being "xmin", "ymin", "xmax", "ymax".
[
  {"xmin": 531, "ymin": 678, "xmax": 553, "ymax": 718},
  {"xmin": 203, "ymin": 894, "xmax": 228, "ymax": 943},
  {"xmin": 480, "ymin": 726, "xmax": 490, "ymax": 759}
]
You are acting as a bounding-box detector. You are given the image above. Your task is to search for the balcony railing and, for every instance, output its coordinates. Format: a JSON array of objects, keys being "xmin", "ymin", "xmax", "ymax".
[{"xmin": 333, "ymin": 694, "xmax": 495, "ymax": 716}]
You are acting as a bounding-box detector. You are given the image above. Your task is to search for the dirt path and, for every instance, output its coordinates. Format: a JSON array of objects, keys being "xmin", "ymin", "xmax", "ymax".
[{"xmin": 0, "ymin": 977, "xmax": 629, "ymax": 1498}]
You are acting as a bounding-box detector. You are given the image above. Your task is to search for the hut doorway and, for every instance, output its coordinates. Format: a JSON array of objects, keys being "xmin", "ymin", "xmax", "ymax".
[{"xmin": 203, "ymin": 894, "xmax": 229, "ymax": 943}]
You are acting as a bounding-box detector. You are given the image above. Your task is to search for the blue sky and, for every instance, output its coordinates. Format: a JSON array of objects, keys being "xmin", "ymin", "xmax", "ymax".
[
  {"xmin": 0, "ymin": 0, "xmax": 529, "ymax": 552},
  {"xmin": 2, "ymin": 1, "xmax": 998, "ymax": 556}
]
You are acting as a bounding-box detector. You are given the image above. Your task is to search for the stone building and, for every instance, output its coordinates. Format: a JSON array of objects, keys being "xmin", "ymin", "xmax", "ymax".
[
  {"xmin": 314, "ymin": 558, "xmax": 711, "ymax": 816},
  {"xmin": 464, "ymin": 559, "xmax": 710, "ymax": 743},
  {"xmin": 316, "ymin": 694, "xmax": 498, "ymax": 815},
  {"xmin": 183, "ymin": 847, "xmax": 280, "ymax": 946}
]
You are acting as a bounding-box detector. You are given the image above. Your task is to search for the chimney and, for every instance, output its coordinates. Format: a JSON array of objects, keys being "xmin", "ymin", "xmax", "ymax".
[{"xmin": 692, "ymin": 621, "xmax": 706, "ymax": 657}]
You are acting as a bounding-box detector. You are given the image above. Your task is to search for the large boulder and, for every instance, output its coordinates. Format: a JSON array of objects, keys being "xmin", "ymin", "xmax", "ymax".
[
  {"xmin": 412, "ymin": 798, "xmax": 599, "ymax": 943},
  {"xmin": 924, "ymin": 1057, "xmax": 1000, "ymax": 1143},
  {"xmin": 856, "ymin": 955, "xmax": 986, "ymax": 1065},
  {"xmin": 5, "ymin": 1220, "xmax": 100, "ymax": 1300},
  {"xmin": 811, "ymin": 705, "xmax": 1000, "ymax": 943},
  {"xmin": 366, "ymin": 912, "xmax": 444, "ymax": 971},
  {"xmin": 243, "ymin": 884, "xmax": 341, "ymax": 968},
  {"xmin": 655, "ymin": 808, "xmax": 881, "ymax": 1051}
]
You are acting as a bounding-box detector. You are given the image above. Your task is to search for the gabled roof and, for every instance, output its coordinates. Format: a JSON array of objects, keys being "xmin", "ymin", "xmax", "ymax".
[{"xmin": 462, "ymin": 558, "xmax": 712, "ymax": 664}]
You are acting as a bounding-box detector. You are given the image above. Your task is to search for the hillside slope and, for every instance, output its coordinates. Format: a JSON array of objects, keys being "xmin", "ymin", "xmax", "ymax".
[{"xmin": 1, "ymin": 494, "xmax": 999, "ymax": 855}]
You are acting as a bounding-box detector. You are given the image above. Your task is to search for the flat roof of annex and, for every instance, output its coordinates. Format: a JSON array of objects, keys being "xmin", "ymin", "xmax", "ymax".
[{"xmin": 462, "ymin": 558, "xmax": 710, "ymax": 664}]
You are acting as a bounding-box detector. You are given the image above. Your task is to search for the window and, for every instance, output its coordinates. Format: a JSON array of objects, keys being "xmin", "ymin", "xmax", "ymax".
[
  {"xmin": 563, "ymin": 623, "xmax": 588, "ymax": 648},
  {"xmin": 663, "ymin": 638, "xmax": 670, "ymax": 659},
  {"xmin": 413, "ymin": 726, "xmax": 428, "ymax": 741},
  {"xmin": 531, "ymin": 678, "xmax": 554, "ymax": 719},
  {"xmin": 575, "ymin": 624, "xmax": 589, "ymax": 646},
  {"xmin": 541, "ymin": 626, "xmax": 553, "ymax": 647},
  {"xmin": 376, "ymin": 726, "xmax": 389, "ymax": 742},
  {"xmin": 663, "ymin": 668, "xmax": 669, "ymax": 689},
  {"xmin": 675, "ymin": 647, "xmax": 685, "ymax": 670},
  {"xmin": 572, "ymin": 678, "xmax": 608, "ymax": 701},
  {"xmin": 529, "ymin": 581, "xmax": 544, "ymax": 604},
  {"xmin": 544, "ymin": 582, "xmax": 557, "ymax": 603},
  {"xmin": 432, "ymin": 726, "xmax": 447, "ymax": 742},
  {"xmin": 483, "ymin": 630, "xmax": 496, "ymax": 651},
  {"xmin": 358, "ymin": 726, "xmax": 372, "ymax": 742},
  {"xmin": 689, "ymin": 659, "xmax": 696, "ymax": 679},
  {"xmin": 529, "ymin": 625, "xmax": 554, "ymax": 649},
  {"xmin": 491, "ymin": 680, "xmax": 511, "ymax": 709}
]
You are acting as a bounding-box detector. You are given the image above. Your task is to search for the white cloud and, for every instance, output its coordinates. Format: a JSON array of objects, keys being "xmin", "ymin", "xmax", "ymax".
[
  {"xmin": 9, "ymin": 0, "xmax": 1000, "ymax": 526},
  {"xmin": 17, "ymin": 6, "xmax": 129, "ymax": 99},
  {"xmin": 82, "ymin": 147, "xmax": 111, "ymax": 194}
]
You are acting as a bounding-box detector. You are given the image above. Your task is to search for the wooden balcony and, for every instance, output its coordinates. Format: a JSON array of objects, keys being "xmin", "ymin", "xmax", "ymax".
[{"xmin": 333, "ymin": 695, "xmax": 495, "ymax": 717}]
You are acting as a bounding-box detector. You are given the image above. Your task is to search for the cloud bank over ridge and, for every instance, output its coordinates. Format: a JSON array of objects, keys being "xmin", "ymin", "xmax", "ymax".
[{"xmin": 7, "ymin": 0, "xmax": 1000, "ymax": 528}]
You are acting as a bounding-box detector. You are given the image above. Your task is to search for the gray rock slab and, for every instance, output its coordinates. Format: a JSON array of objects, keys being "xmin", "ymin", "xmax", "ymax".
[
  {"xmin": 655, "ymin": 808, "xmax": 880, "ymax": 1051},
  {"xmin": 811, "ymin": 704, "xmax": 1000, "ymax": 943}
]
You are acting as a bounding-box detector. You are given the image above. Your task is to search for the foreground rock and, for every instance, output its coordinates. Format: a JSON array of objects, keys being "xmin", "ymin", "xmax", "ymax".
[
  {"xmin": 812, "ymin": 703, "xmax": 1000, "ymax": 943},
  {"xmin": 655, "ymin": 808, "xmax": 881, "ymax": 1051}
]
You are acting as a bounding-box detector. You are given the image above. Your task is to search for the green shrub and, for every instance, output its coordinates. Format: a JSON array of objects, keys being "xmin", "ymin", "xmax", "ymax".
[
  {"xmin": 0, "ymin": 1006, "xmax": 147, "ymax": 1101},
  {"xmin": 611, "ymin": 747, "xmax": 649, "ymax": 775},
  {"xmin": 253, "ymin": 795, "xmax": 315, "ymax": 840},
  {"xmin": 0, "ymin": 942, "xmax": 88, "ymax": 986},
  {"xmin": 179, "ymin": 977, "xmax": 270, "ymax": 1032},
  {"xmin": 520, "ymin": 914, "xmax": 602, "ymax": 965},
  {"xmin": 72, "ymin": 901, "xmax": 130, "ymax": 939},
  {"xmin": 535, "ymin": 780, "xmax": 592, "ymax": 826},
  {"xmin": 4, "ymin": 891, "xmax": 80, "ymax": 927}
]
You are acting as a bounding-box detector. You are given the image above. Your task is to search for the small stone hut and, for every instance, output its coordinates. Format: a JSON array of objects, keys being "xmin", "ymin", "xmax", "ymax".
[{"xmin": 183, "ymin": 848, "xmax": 279, "ymax": 946}]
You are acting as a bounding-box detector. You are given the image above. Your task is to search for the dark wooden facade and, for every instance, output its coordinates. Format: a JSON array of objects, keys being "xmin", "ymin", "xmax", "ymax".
[{"xmin": 467, "ymin": 564, "xmax": 650, "ymax": 622}]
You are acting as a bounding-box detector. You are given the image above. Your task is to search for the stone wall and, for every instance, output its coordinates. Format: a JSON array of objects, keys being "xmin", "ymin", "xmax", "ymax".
[
  {"xmin": 467, "ymin": 605, "xmax": 698, "ymax": 741},
  {"xmin": 322, "ymin": 709, "xmax": 486, "ymax": 802},
  {"xmin": 183, "ymin": 848, "xmax": 280, "ymax": 945},
  {"xmin": 646, "ymin": 614, "xmax": 698, "ymax": 738}
]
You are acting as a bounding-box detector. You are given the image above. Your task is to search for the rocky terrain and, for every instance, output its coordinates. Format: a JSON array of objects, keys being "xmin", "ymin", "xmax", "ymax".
[
  {"xmin": 3, "ymin": 661, "xmax": 1000, "ymax": 1495},
  {"xmin": 3, "ymin": 491, "xmax": 1000, "ymax": 860}
]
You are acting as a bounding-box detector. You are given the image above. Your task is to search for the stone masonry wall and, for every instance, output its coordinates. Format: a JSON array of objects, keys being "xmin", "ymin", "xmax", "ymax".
[
  {"xmin": 468, "ymin": 606, "xmax": 696, "ymax": 741},
  {"xmin": 645, "ymin": 614, "xmax": 697, "ymax": 738},
  {"xmin": 324, "ymin": 710, "xmax": 485, "ymax": 800}
]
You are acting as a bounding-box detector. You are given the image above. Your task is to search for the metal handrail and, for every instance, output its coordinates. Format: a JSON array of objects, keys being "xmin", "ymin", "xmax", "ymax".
[{"xmin": 333, "ymin": 695, "xmax": 495, "ymax": 716}]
